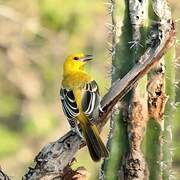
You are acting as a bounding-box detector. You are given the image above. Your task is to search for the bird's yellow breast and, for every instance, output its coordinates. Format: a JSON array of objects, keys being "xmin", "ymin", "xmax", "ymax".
[
  {"xmin": 62, "ymin": 71, "xmax": 91, "ymax": 88},
  {"xmin": 62, "ymin": 70, "xmax": 92, "ymax": 122}
]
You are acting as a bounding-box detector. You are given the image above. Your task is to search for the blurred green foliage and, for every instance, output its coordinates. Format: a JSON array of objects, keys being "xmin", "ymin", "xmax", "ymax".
[
  {"xmin": 39, "ymin": 0, "xmax": 102, "ymax": 32},
  {"xmin": 0, "ymin": 125, "xmax": 22, "ymax": 156},
  {"xmin": 0, "ymin": 0, "xmax": 107, "ymax": 179},
  {"xmin": 0, "ymin": 0, "xmax": 179, "ymax": 179}
]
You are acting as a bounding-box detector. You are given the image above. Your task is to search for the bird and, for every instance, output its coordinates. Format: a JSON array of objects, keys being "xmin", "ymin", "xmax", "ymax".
[{"xmin": 60, "ymin": 53, "xmax": 109, "ymax": 161}]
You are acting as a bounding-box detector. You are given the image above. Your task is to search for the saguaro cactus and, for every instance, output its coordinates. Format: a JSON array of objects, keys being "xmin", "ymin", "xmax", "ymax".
[{"xmin": 102, "ymin": 0, "xmax": 175, "ymax": 179}]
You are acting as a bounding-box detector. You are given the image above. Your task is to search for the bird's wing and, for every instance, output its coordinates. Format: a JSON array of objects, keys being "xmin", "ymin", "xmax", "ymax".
[
  {"xmin": 81, "ymin": 80, "xmax": 101, "ymax": 121},
  {"xmin": 60, "ymin": 87, "xmax": 79, "ymax": 120}
]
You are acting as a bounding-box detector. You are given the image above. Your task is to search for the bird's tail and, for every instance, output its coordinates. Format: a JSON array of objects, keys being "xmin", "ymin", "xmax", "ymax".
[{"xmin": 80, "ymin": 122, "xmax": 109, "ymax": 161}]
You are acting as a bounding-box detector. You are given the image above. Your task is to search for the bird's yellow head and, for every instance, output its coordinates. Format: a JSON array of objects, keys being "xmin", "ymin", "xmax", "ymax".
[{"xmin": 63, "ymin": 53, "xmax": 93, "ymax": 75}]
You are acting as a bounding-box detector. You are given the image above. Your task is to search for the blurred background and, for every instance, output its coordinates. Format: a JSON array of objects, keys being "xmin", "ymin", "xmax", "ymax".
[{"xmin": 0, "ymin": 0, "xmax": 179, "ymax": 179}]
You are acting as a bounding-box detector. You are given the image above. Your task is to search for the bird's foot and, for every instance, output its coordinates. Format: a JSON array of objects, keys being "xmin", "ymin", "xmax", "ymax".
[
  {"xmin": 99, "ymin": 105, "xmax": 104, "ymax": 113},
  {"xmin": 99, "ymin": 106, "xmax": 104, "ymax": 118},
  {"xmin": 71, "ymin": 126, "xmax": 84, "ymax": 141}
]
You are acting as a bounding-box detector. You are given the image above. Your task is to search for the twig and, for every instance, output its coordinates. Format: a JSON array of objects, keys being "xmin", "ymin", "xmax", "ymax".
[{"xmin": 23, "ymin": 22, "xmax": 175, "ymax": 179}]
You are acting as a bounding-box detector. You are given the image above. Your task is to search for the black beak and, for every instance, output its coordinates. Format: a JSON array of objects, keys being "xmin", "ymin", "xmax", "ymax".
[{"xmin": 81, "ymin": 54, "xmax": 93, "ymax": 62}]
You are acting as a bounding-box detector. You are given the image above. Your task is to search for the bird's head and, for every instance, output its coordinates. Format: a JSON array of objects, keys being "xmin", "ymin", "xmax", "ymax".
[{"xmin": 63, "ymin": 53, "xmax": 93, "ymax": 74}]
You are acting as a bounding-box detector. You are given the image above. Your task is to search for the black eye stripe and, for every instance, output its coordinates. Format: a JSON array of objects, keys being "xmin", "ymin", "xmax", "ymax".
[{"xmin": 73, "ymin": 57, "xmax": 79, "ymax": 60}]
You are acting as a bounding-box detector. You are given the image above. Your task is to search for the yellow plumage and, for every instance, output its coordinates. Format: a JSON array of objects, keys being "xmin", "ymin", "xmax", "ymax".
[{"xmin": 61, "ymin": 53, "xmax": 108, "ymax": 161}]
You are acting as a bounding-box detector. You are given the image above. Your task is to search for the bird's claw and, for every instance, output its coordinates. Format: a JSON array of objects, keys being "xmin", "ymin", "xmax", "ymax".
[
  {"xmin": 72, "ymin": 126, "xmax": 84, "ymax": 141},
  {"xmin": 99, "ymin": 106, "xmax": 104, "ymax": 113}
]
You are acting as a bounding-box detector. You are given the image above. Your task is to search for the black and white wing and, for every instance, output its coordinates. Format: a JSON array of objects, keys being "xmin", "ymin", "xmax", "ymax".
[
  {"xmin": 60, "ymin": 87, "xmax": 79, "ymax": 126},
  {"xmin": 81, "ymin": 80, "xmax": 101, "ymax": 121}
]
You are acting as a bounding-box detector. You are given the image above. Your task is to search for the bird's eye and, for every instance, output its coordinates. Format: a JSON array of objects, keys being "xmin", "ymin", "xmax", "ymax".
[{"xmin": 73, "ymin": 57, "xmax": 79, "ymax": 60}]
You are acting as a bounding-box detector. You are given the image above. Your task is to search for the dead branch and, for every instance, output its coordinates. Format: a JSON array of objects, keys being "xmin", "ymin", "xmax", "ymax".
[{"xmin": 23, "ymin": 21, "xmax": 175, "ymax": 180}]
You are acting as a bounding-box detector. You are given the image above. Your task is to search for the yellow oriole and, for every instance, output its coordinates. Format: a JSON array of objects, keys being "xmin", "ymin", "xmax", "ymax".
[{"xmin": 60, "ymin": 53, "xmax": 108, "ymax": 161}]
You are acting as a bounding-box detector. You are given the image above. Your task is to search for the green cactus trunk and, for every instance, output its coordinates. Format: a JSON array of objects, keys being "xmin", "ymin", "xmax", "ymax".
[
  {"xmin": 101, "ymin": 0, "xmax": 175, "ymax": 179},
  {"xmin": 162, "ymin": 46, "xmax": 176, "ymax": 179},
  {"xmin": 100, "ymin": 1, "xmax": 132, "ymax": 179}
]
